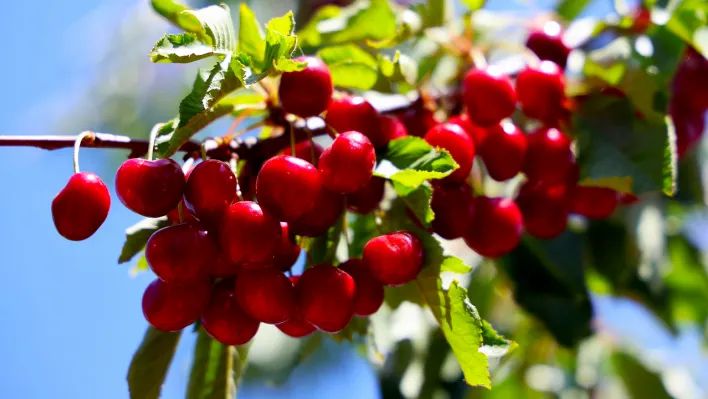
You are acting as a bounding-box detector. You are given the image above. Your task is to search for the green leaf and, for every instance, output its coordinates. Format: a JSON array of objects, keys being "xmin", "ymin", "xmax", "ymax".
[
  {"xmin": 440, "ymin": 256, "xmax": 473, "ymax": 274},
  {"xmin": 666, "ymin": 0, "xmax": 708, "ymax": 58},
  {"xmin": 237, "ymin": 3, "xmax": 265, "ymax": 70},
  {"xmin": 666, "ymin": 234, "xmax": 708, "ymax": 325},
  {"xmin": 378, "ymin": 51, "xmax": 417, "ymax": 86},
  {"xmin": 179, "ymin": 5, "xmax": 236, "ymax": 50},
  {"xmin": 127, "ymin": 327, "xmax": 182, "ymax": 399},
  {"xmin": 423, "ymin": 0, "xmax": 446, "ymax": 28},
  {"xmin": 613, "ymin": 352, "xmax": 672, "ymax": 399},
  {"xmin": 460, "ymin": 0, "xmax": 486, "ymax": 12},
  {"xmin": 151, "ymin": 0, "xmax": 201, "ymax": 32},
  {"xmin": 392, "ymin": 181, "xmax": 434, "ymax": 227},
  {"xmin": 149, "ymin": 33, "xmax": 218, "ymax": 63},
  {"xmin": 318, "ymin": 44, "xmax": 378, "ymax": 67},
  {"xmin": 349, "ymin": 213, "xmax": 379, "ymax": 258},
  {"xmin": 480, "ymin": 320, "xmax": 515, "ymax": 358},
  {"xmin": 555, "ymin": 0, "xmax": 591, "ymax": 21},
  {"xmin": 377, "ymin": 137, "xmax": 458, "ymax": 187},
  {"xmin": 263, "ymin": 12, "xmax": 298, "ymax": 72},
  {"xmin": 274, "ymin": 57, "xmax": 308, "ymax": 72},
  {"xmin": 304, "ymin": 211, "xmax": 345, "ymax": 266},
  {"xmin": 187, "ymin": 328, "xmax": 248, "ymax": 399},
  {"xmin": 365, "ymin": 23, "xmax": 414, "ymax": 49},
  {"xmin": 118, "ymin": 217, "xmax": 169, "ymax": 264}
]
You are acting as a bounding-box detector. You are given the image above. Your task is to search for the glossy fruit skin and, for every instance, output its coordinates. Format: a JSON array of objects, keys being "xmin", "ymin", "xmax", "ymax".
[
  {"xmin": 296, "ymin": 265, "xmax": 357, "ymax": 332},
  {"xmin": 523, "ymin": 127, "xmax": 574, "ymax": 186},
  {"xmin": 243, "ymin": 222, "xmax": 301, "ymax": 271},
  {"xmin": 516, "ymin": 61, "xmax": 566, "ymax": 124},
  {"xmin": 235, "ymin": 269, "xmax": 295, "ymax": 324},
  {"xmin": 279, "ymin": 140, "xmax": 324, "ymax": 166},
  {"xmin": 218, "ymin": 201, "xmax": 282, "ymax": 265},
  {"xmin": 464, "ymin": 197, "xmax": 523, "ymax": 258},
  {"xmin": 526, "ymin": 21, "xmax": 570, "ymax": 69},
  {"xmin": 202, "ymin": 280, "xmax": 260, "ymax": 345},
  {"xmin": 166, "ymin": 201, "xmax": 198, "ymax": 225},
  {"xmin": 376, "ymin": 115, "xmax": 409, "ymax": 147},
  {"xmin": 279, "ymin": 56, "xmax": 332, "ymax": 118},
  {"xmin": 672, "ymin": 47, "xmax": 708, "ymax": 112},
  {"xmin": 448, "ymin": 114, "xmax": 487, "ymax": 147},
  {"xmin": 184, "ymin": 160, "xmax": 237, "ymax": 226},
  {"xmin": 480, "ymin": 122, "xmax": 528, "ymax": 182},
  {"xmin": 209, "ymin": 250, "xmax": 242, "ymax": 278},
  {"xmin": 430, "ymin": 183, "xmax": 475, "ymax": 240},
  {"xmin": 256, "ymin": 155, "xmax": 321, "ymax": 222},
  {"xmin": 339, "ymin": 259, "xmax": 384, "ymax": 316},
  {"xmin": 276, "ymin": 276, "xmax": 317, "ymax": 338},
  {"xmin": 325, "ymin": 96, "xmax": 383, "ymax": 145},
  {"xmin": 424, "ymin": 123, "xmax": 476, "ymax": 183},
  {"xmin": 346, "ymin": 176, "xmax": 385, "ymax": 214},
  {"xmin": 516, "ymin": 182, "xmax": 571, "ymax": 239},
  {"xmin": 146, "ymin": 223, "xmax": 218, "ymax": 283},
  {"xmin": 289, "ymin": 188, "xmax": 344, "ymax": 237},
  {"xmin": 52, "ymin": 172, "xmax": 111, "ymax": 241},
  {"xmin": 462, "ymin": 67, "xmax": 517, "ymax": 127},
  {"xmin": 363, "ymin": 231, "xmax": 425, "ymax": 286},
  {"xmin": 571, "ymin": 186, "xmax": 619, "ymax": 219},
  {"xmin": 142, "ymin": 278, "xmax": 210, "ymax": 332},
  {"xmin": 115, "ymin": 158, "xmax": 185, "ymax": 217},
  {"xmin": 318, "ymin": 131, "xmax": 376, "ymax": 194}
]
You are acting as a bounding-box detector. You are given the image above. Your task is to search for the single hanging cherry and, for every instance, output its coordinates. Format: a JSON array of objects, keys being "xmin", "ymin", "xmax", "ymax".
[
  {"xmin": 218, "ymin": 201, "xmax": 282, "ymax": 265},
  {"xmin": 526, "ymin": 21, "xmax": 570, "ymax": 69},
  {"xmin": 142, "ymin": 278, "xmax": 211, "ymax": 332},
  {"xmin": 523, "ymin": 127, "xmax": 574, "ymax": 186},
  {"xmin": 235, "ymin": 269, "xmax": 296, "ymax": 324},
  {"xmin": 256, "ymin": 155, "xmax": 321, "ymax": 222},
  {"xmin": 279, "ymin": 56, "xmax": 333, "ymax": 118},
  {"xmin": 183, "ymin": 160, "xmax": 237, "ymax": 226},
  {"xmin": 202, "ymin": 279, "xmax": 260, "ymax": 346},
  {"xmin": 363, "ymin": 231, "xmax": 425, "ymax": 286},
  {"xmin": 479, "ymin": 121, "xmax": 528, "ymax": 182},
  {"xmin": 318, "ymin": 131, "xmax": 376, "ymax": 194},
  {"xmin": 145, "ymin": 223, "xmax": 218, "ymax": 283},
  {"xmin": 325, "ymin": 96, "xmax": 383, "ymax": 146},
  {"xmin": 516, "ymin": 61, "xmax": 566, "ymax": 124},
  {"xmin": 424, "ymin": 123, "xmax": 476, "ymax": 184},
  {"xmin": 115, "ymin": 158, "xmax": 185, "ymax": 217},
  {"xmin": 296, "ymin": 265, "xmax": 357, "ymax": 333},
  {"xmin": 464, "ymin": 197, "xmax": 523, "ymax": 258},
  {"xmin": 462, "ymin": 66, "xmax": 517, "ymax": 127}
]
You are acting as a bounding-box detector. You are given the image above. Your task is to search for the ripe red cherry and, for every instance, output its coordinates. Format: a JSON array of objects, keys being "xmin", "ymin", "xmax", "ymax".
[
  {"xmin": 276, "ymin": 276, "xmax": 316, "ymax": 338},
  {"xmin": 318, "ymin": 131, "xmax": 376, "ymax": 193},
  {"xmin": 670, "ymin": 98, "xmax": 706, "ymax": 158},
  {"xmin": 376, "ymin": 115, "xmax": 408, "ymax": 147},
  {"xmin": 339, "ymin": 259, "xmax": 384, "ymax": 316},
  {"xmin": 296, "ymin": 265, "xmax": 357, "ymax": 332},
  {"xmin": 430, "ymin": 183, "xmax": 475, "ymax": 240},
  {"xmin": 480, "ymin": 121, "xmax": 528, "ymax": 182},
  {"xmin": 516, "ymin": 61, "xmax": 566, "ymax": 124},
  {"xmin": 52, "ymin": 172, "xmax": 110, "ymax": 241},
  {"xmin": 279, "ymin": 56, "xmax": 332, "ymax": 118},
  {"xmin": 516, "ymin": 182, "xmax": 571, "ymax": 239},
  {"xmin": 672, "ymin": 47, "xmax": 708, "ymax": 112},
  {"xmin": 146, "ymin": 223, "xmax": 217, "ymax": 283},
  {"xmin": 424, "ymin": 123, "xmax": 476, "ymax": 183},
  {"xmin": 397, "ymin": 105, "xmax": 437, "ymax": 137},
  {"xmin": 289, "ymin": 187, "xmax": 344, "ymax": 237},
  {"xmin": 279, "ymin": 140, "xmax": 324, "ymax": 166},
  {"xmin": 244, "ymin": 222, "xmax": 301, "ymax": 271},
  {"xmin": 209, "ymin": 251, "xmax": 241, "ymax": 278},
  {"xmin": 523, "ymin": 127, "xmax": 574, "ymax": 186},
  {"xmin": 202, "ymin": 280, "xmax": 260, "ymax": 345},
  {"xmin": 462, "ymin": 67, "xmax": 517, "ymax": 127},
  {"xmin": 115, "ymin": 158, "xmax": 185, "ymax": 217},
  {"xmin": 363, "ymin": 231, "xmax": 424, "ymax": 286},
  {"xmin": 256, "ymin": 155, "xmax": 321, "ymax": 222},
  {"xmin": 464, "ymin": 197, "xmax": 523, "ymax": 258},
  {"xmin": 184, "ymin": 160, "xmax": 237, "ymax": 226},
  {"xmin": 325, "ymin": 96, "xmax": 382, "ymax": 145},
  {"xmin": 218, "ymin": 201, "xmax": 281, "ymax": 264},
  {"xmin": 620, "ymin": 193, "xmax": 639, "ymax": 205},
  {"xmin": 571, "ymin": 186, "xmax": 619, "ymax": 219},
  {"xmin": 346, "ymin": 176, "xmax": 385, "ymax": 214},
  {"xmin": 235, "ymin": 269, "xmax": 295, "ymax": 324},
  {"xmin": 142, "ymin": 278, "xmax": 210, "ymax": 332},
  {"xmin": 448, "ymin": 113, "xmax": 488, "ymax": 146},
  {"xmin": 526, "ymin": 21, "xmax": 570, "ymax": 69}
]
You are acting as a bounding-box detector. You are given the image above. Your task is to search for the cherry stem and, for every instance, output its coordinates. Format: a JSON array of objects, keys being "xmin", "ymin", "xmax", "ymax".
[
  {"xmin": 146, "ymin": 123, "xmax": 164, "ymax": 161},
  {"xmin": 72, "ymin": 131, "xmax": 94, "ymax": 174},
  {"xmin": 200, "ymin": 141, "xmax": 208, "ymax": 161},
  {"xmin": 470, "ymin": 48, "xmax": 488, "ymax": 69}
]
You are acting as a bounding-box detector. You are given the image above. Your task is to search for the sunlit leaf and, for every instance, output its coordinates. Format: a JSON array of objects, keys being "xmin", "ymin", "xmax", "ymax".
[{"xmin": 127, "ymin": 327, "xmax": 182, "ymax": 399}]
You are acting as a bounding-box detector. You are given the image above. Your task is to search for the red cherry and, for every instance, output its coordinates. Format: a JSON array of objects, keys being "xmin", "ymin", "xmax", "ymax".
[
  {"xmin": 448, "ymin": 113, "xmax": 488, "ymax": 146},
  {"xmin": 526, "ymin": 21, "xmax": 570, "ymax": 69},
  {"xmin": 325, "ymin": 96, "xmax": 383, "ymax": 146},
  {"xmin": 630, "ymin": 6, "xmax": 651, "ymax": 33},
  {"xmin": 184, "ymin": 160, "xmax": 237, "ymax": 226},
  {"xmin": 480, "ymin": 121, "xmax": 528, "ymax": 182},
  {"xmin": 279, "ymin": 56, "xmax": 332, "ymax": 118},
  {"xmin": 52, "ymin": 172, "xmax": 110, "ymax": 241},
  {"xmin": 397, "ymin": 105, "xmax": 437, "ymax": 137},
  {"xmin": 209, "ymin": 250, "xmax": 241, "ymax": 278},
  {"xmin": 430, "ymin": 183, "xmax": 475, "ymax": 239},
  {"xmin": 289, "ymin": 187, "xmax": 344, "ymax": 237},
  {"xmin": 202, "ymin": 280, "xmax": 260, "ymax": 345},
  {"xmin": 166, "ymin": 200, "xmax": 198, "ymax": 225},
  {"xmin": 571, "ymin": 186, "xmax": 619, "ymax": 219},
  {"xmin": 235, "ymin": 269, "xmax": 295, "ymax": 324},
  {"xmin": 115, "ymin": 158, "xmax": 185, "ymax": 217},
  {"xmin": 620, "ymin": 193, "xmax": 639, "ymax": 205},
  {"xmin": 346, "ymin": 176, "xmax": 385, "ymax": 214},
  {"xmin": 516, "ymin": 61, "xmax": 566, "ymax": 124},
  {"xmin": 363, "ymin": 231, "xmax": 424, "ymax": 286},
  {"xmin": 424, "ymin": 123, "xmax": 476, "ymax": 183},
  {"xmin": 516, "ymin": 182, "xmax": 570, "ymax": 239},
  {"xmin": 670, "ymin": 98, "xmax": 706, "ymax": 158},
  {"xmin": 672, "ymin": 47, "xmax": 708, "ymax": 112},
  {"xmin": 462, "ymin": 67, "xmax": 517, "ymax": 127},
  {"xmin": 523, "ymin": 127, "xmax": 574, "ymax": 186},
  {"xmin": 218, "ymin": 201, "xmax": 282, "ymax": 264},
  {"xmin": 146, "ymin": 223, "xmax": 218, "ymax": 283},
  {"xmin": 245, "ymin": 222, "xmax": 301, "ymax": 271},
  {"xmin": 464, "ymin": 197, "xmax": 522, "ymax": 258},
  {"xmin": 276, "ymin": 276, "xmax": 317, "ymax": 338},
  {"xmin": 339, "ymin": 259, "xmax": 384, "ymax": 316},
  {"xmin": 279, "ymin": 140, "xmax": 324, "ymax": 166},
  {"xmin": 142, "ymin": 278, "xmax": 210, "ymax": 332},
  {"xmin": 256, "ymin": 155, "xmax": 321, "ymax": 222},
  {"xmin": 318, "ymin": 131, "xmax": 376, "ymax": 194},
  {"xmin": 296, "ymin": 265, "xmax": 357, "ymax": 332},
  {"xmin": 376, "ymin": 115, "xmax": 409, "ymax": 147}
]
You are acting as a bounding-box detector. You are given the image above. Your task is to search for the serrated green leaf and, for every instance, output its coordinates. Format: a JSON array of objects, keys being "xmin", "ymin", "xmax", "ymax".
[
  {"xmin": 263, "ymin": 12, "xmax": 298, "ymax": 71},
  {"xmin": 118, "ymin": 217, "xmax": 169, "ymax": 264},
  {"xmin": 187, "ymin": 327, "xmax": 248, "ymax": 399},
  {"xmin": 149, "ymin": 33, "xmax": 217, "ymax": 63},
  {"xmin": 480, "ymin": 320, "xmax": 515, "ymax": 358},
  {"xmin": 377, "ymin": 137, "xmax": 458, "ymax": 188},
  {"xmin": 461, "ymin": 0, "xmax": 486, "ymax": 12},
  {"xmin": 180, "ymin": 5, "xmax": 236, "ymax": 50},
  {"xmin": 127, "ymin": 327, "xmax": 182, "ymax": 399},
  {"xmin": 274, "ymin": 57, "xmax": 308, "ymax": 72},
  {"xmin": 151, "ymin": 0, "xmax": 201, "ymax": 32},
  {"xmin": 392, "ymin": 181, "xmax": 434, "ymax": 227},
  {"xmin": 238, "ymin": 3, "xmax": 265, "ymax": 70}
]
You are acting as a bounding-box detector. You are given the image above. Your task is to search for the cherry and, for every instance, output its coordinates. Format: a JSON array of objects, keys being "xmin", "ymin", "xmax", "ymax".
[
  {"xmin": 464, "ymin": 197, "xmax": 523, "ymax": 258},
  {"xmin": 397, "ymin": 105, "xmax": 437, "ymax": 137},
  {"xmin": 142, "ymin": 278, "xmax": 210, "ymax": 332},
  {"xmin": 672, "ymin": 47, "xmax": 708, "ymax": 112},
  {"xmin": 146, "ymin": 223, "xmax": 217, "ymax": 283},
  {"xmin": 523, "ymin": 127, "xmax": 574, "ymax": 186},
  {"xmin": 278, "ymin": 56, "xmax": 332, "ymax": 118},
  {"xmin": 218, "ymin": 201, "xmax": 281, "ymax": 265},
  {"xmin": 526, "ymin": 21, "xmax": 570, "ymax": 69},
  {"xmin": 256, "ymin": 155, "xmax": 321, "ymax": 222},
  {"xmin": 516, "ymin": 182, "xmax": 571, "ymax": 239},
  {"xmin": 430, "ymin": 183, "xmax": 475, "ymax": 240},
  {"xmin": 209, "ymin": 250, "xmax": 241, "ymax": 278},
  {"xmin": 318, "ymin": 131, "xmax": 376, "ymax": 193},
  {"xmin": 571, "ymin": 186, "xmax": 619, "ymax": 219},
  {"xmin": 448, "ymin": 113, "xmax": 488, "ymax": 147},
  {"xmin": 235, "ymin": 269, "xmax": 295, "ymax": 324},
  {"xmin": 630, "ymin": 6, "xmax": 651, "ymax": 34},
  {"xmin": 462, "ymin": 66, "xmax": 517, "ymax": 127},
  {"xmin": 289, "ymin": 187, "xmax": 344, "ymax": 237},
  {"xmin": 276, "ymin": 276, "xmax": 317, "ymax": 338},
  {"xmin": 619, "ymin": 193, "xmax": 639, "ymax": 205},
  {"xmin": 346, "ymin": 176, "xmax": 385, "ymax": 214},
  {"xmin": 480, "ymin": 121, "xmax": 528, "ymax": 182},
  {"xmin": 183, "ymin": 160, "xmax": 237, "ymax": 226},
  {"xmin": 202, "ymin": 279, "xmax": 260, "ymax": 345},
  {"xmin": 363, "ymin": 231, "xmax": 424, "ymax": 286},
  {"xmin": 325, "ymin": 96, "xmax": 383, "ymax": 145},
  {"xmin": 516, "ymin": 61, "xmax": 566, "ymax": 124},
  {"xmin": 52, "ymin": 172, "xmax": 110, "ymax": 241},
  {"xmin": 279, "ymin": 140, "xmax": 324, "ymax": 166},
  {"xmin": 377, "ymin": 115, "xmax": 409, "ymax": 147},
  {"xmin": 296, "ymin": 265, "xmax": 357, "ymax": 332},
  {"xmin": 424, "ymin": 123, "xmax": 476, "ymax": 183},
  {"xmin": 670, "ymin": 98, "xmax": 706, "ymax": 158},
  {"xmin": 243, "ymin": 222, "xmax": 301, "ymax": 271},
  {"xmin": 339, "ymin": 259, "xmax": 384, "ymax": 316},
  {"xmin": 115, "ymin": 158, "xmax": 185, "ymax": 217}
]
